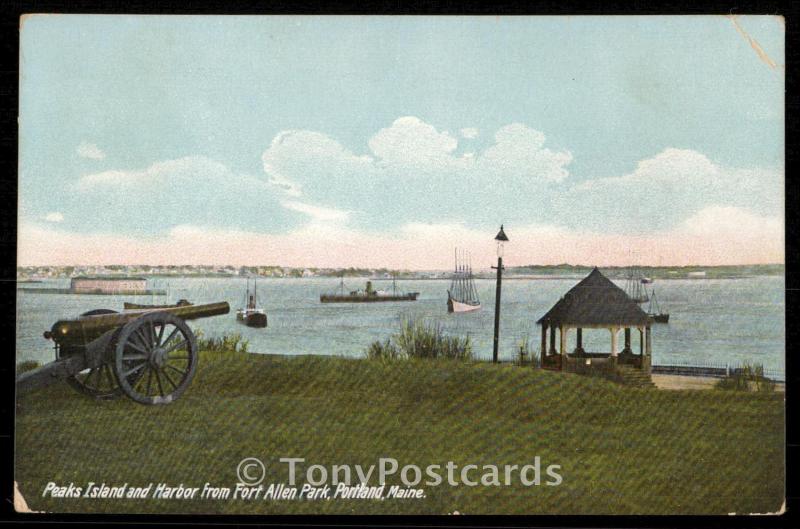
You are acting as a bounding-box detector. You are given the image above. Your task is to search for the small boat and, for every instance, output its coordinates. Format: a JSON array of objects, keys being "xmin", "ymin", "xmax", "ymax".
[
  {"xmin": 447, "ymin": 248, "xmax": 480, "ymax": 313},
  {"xmin": 641, "ymin": 277, "xmax": 653, "ymax": 284},
  {"xmin": 123, "ymin": 299, "xmax": 192, "ymax": 310},
  {"xmin": 647, "ymin": 288, "xmax": 669, "ymax": 323},
  {"xmin": 236, "ymin": 279, "xmax": 267, "ymax": 328},
  {"xmin": 320, "ymin": 276, "xmax": 419, "ymax": 303}
]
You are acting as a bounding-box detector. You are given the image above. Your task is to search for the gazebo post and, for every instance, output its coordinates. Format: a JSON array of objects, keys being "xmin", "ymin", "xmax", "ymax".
[
  {"xmin": 639, "ymin": 327, "xmax": 644, "ymax": 355},
  {"xmin": 576, "ymin": 328, "xmax": 583, "ymax": 353},
  {"xmin": 560, "ymin": 326, "xmax": 568, "ymax": 370},
  {"xmin": 549, "ymin": 325, "xmax": 556, "ymax": 355},
  {"xmin": 540, "ymin": 324, "xmax": 547, "ymax": 359},
  {"xmin": 643, "ymin": 325, "xmax": 653, "ymax": 373},
  {"xmin": 610, "ymin": 327, "xmax": 618, "ymax": 357}
]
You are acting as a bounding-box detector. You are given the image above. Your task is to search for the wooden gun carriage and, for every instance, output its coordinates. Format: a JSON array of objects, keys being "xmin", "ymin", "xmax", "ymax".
[{"xmin": 16, "ymin": 301, "xmax": 230, "ymax": 405}]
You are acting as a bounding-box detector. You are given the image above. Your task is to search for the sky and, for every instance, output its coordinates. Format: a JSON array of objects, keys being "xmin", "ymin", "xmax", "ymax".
[{"xmin": 18, "ymin": 15, "xmax": 785, "ymax": 269}]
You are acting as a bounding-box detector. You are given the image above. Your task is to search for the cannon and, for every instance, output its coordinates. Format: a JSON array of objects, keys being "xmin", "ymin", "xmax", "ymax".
[{"xmin": 16, "ymin": 301, "xmax": 230, "ymax": 405}]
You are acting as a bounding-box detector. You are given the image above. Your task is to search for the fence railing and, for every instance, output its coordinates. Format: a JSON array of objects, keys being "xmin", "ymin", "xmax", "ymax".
[
  {"xmin": 496, "ymin": 355, "xmax": 784, "ymax": 382},
  {"xmin": 652, "ymin": 360, "xmax": 784, "ymax": 382}
]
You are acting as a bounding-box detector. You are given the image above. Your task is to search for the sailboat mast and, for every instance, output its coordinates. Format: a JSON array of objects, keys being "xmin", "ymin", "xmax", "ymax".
[
  {"xmin": 466, "ymin": 253, "xmax": 471, "ymax": 302},
  {"xmin": 460, "ymin": 249, "xmax": 466, "ymax": 301},
  {"xmin": 457, "ymin": 248, "xmax": 461, "ymax": 301},
  {"xmin": 466, "ymin": 252, "xmax": 474, "ymax": 301}
]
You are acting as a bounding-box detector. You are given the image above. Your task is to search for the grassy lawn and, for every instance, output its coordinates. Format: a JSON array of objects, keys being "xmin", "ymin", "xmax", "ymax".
[{"xmin": 15, "ymin": 351, "xmax": 784, "ymax": 515}]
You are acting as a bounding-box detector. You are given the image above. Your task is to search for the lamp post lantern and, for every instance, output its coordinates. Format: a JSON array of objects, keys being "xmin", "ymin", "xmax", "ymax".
[{"xmin": 492, "ymin": 225, "xmax": 509, "ymax": 363}]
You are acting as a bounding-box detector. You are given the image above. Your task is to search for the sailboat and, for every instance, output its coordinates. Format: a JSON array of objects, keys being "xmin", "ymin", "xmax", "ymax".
[
  {"xmin": 624, "ymin": 266, "xmax": 649, "ymax": 303},
  {"xmin": 236, "ymin": 278, "xmax": 268, "ymax": 328},
  {"xmin": 647, "ymin": 288, "xmax": 669, "ymax": 323},
  {"xmin": 447, "ymin": 248, "xmax": 481, "ymax": 313}
]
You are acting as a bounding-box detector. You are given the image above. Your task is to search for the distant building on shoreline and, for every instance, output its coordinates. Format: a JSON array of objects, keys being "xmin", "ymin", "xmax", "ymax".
[{"xmin": 70, "ymin": 276, "xmax": 148, "ymax": 294}]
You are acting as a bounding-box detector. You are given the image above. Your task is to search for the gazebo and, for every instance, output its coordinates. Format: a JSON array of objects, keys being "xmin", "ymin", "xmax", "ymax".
[{"xmin": 537, "ymin": 267, "xmax": 652, "ymax": 372}]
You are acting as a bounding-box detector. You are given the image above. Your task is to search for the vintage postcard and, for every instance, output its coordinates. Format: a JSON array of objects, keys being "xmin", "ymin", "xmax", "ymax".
[{"xmin": 15, "ymin": 15, "xmax": 784, "ymax": 515}]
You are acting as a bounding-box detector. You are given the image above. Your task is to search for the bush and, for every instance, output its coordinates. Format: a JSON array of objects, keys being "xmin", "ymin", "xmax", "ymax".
[
  {"xmin": 513, "ymin": 336, "xmax": 540, "ymax": 367},
  {"xmin": 16, "ymin": 360, "xmax": 41, "ymax": 375},
  {"xmin": 195, "ymin": 330, "xmax": 250, "ymax": 354},
  {"xmin": 366, "ymin": 320, "xmax": 473, "ymax": 361},
  {"xmin": 715, "ymin": 363, "xmax": 775, "ymax": 393},
  {"xmin": 366, "ymin": 338, "xmax": 400, "ymax": 361}
]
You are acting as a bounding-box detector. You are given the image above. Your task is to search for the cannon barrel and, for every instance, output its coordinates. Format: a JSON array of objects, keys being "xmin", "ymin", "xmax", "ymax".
[{"xmin": 47, "ymin": 301, "xmax": 230, "ymax": 347}]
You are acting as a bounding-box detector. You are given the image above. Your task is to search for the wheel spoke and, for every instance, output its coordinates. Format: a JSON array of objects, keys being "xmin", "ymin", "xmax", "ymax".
[
  {"xmin": 154, "ymin": 369, "xmax": 165, "ymax": 397},
  {"xmin": 164, "ymin": 339, "xmax": 188, "ymax": 355},
  {"xmin": 123, "ymin": 362, "xmax": 147, "ymax": 379},
  {"xmin": 127, "ymin": 336, "xmax": 150, "ymax": 355},
  {"xmin": 160, "ymin": 368, "xmax": 179, "ymax": 390},
  {"xmin": 123, "ymin": 351, "xmax": 148, "ymax": 360},
  {"xmin": 145, "ymin": 367, "xmax": 154, "ymax": 396},
  {"xmin": 156, "ymin": 322, "xmax": 165, "ymax": 346},
  {"xmin": 161, "ymin": 327, "xmax": 180, "ymax": 350},
  {"xmin": 130, "ymin": 329, "xmax": 146, "ymax": 348},
  {"xmin": 164, "ymin": 363, "xmax": 188, "ymax": 377},
  {"xmin": 134, "ymin": 328, "xmax": 152, "ymax": 350}
]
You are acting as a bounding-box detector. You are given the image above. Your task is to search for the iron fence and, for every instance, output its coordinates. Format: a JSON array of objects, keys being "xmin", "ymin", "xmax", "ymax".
[{"xmin": 652, "ymin": 360, "xmax": 784, "ymax": 382}]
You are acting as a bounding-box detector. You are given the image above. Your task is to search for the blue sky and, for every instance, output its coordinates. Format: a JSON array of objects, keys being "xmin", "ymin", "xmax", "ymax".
[{"xmin": 18, "ymin": 15, "xmax": 784, "ymax": 267}]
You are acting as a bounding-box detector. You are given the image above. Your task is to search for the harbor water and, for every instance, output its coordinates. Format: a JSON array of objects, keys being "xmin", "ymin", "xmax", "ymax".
[{"xmin": 16, "ymin": 276, "xmax": 785, "ymax": 378}]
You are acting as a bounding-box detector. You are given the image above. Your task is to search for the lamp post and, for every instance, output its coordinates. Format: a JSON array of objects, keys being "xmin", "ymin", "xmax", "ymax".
[{"xmin": 492, "ymin": 225, "xmax": 509, "ymax": 363}]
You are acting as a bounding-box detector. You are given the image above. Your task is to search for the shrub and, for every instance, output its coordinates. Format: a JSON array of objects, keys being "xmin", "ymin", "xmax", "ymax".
[
  {"xmin": 366, "ymin": 319, "xmax": 473, "ymax": 361},
  {"xmin": 366, "ymin": 338, "xmax": 400, "ymax": 361},
  {"xmin": 715, "ymin": 363, "xmax": 775, "ymax": 393},
  {"xmin": 16, "ymin": 360, "xmax": 41, "ymax": 375},
  {"xmin": 195, "ymin": 330, "xmax": 250, "ymax": 354},
  {"xmin": 514, "ymin": 336, "xmax": 540, "ymax": 367}
]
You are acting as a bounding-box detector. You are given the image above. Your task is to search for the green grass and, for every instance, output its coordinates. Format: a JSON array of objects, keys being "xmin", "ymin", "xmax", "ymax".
[{"xmin": 15, "ymin": 352, "xmax": 784, "ymax": 515}]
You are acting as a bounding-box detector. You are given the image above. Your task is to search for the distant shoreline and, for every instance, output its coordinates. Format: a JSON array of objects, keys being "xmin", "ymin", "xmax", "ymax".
[
  {"xmin": 17, "ymin": 264, "xmax": 784, "ymax": 282},
  {"xmin": 15, "ymin": 274, "xmax": 782, "ymax": 283}
]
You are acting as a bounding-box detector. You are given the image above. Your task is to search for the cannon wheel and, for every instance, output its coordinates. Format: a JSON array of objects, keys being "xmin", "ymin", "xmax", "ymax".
[
  {"xmin": 65, "ymin": 309, "xmax": 124, "ymax": 399},
  {"xmin": 113, "ymin": 311, "xmax": 198, "ymax": 405}
]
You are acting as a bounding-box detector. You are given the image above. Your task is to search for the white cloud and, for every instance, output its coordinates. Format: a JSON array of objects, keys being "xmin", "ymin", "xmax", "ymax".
[
  {"xmin": 460, "ymin": 127, "xmax": 479, "ymax": 139},
  {"xmin": 475, "ymin": 123, "xmax": 572, "ymax": 183},
  {"xmin": 43, "ymin": 212, "xmax": 63, "ymax": 222},
  {"xmin": 261, "ymin": 130, "xmax": 375, "ymax": 200},
  {"xmin": 77, "ymin": 156, "xmax": 258, "ymax": 190},
  {"xmin": 76, "ymin": 142, "xmax": 106, "ymax": 160},
  {"xmin": 72, "ymin": 156, "xmax": 289, "ymax": 235},
  {"xmin": 561, "ymin": 148, "xmax": 783, "ymax": 233},
  {"xmin": 368, "ymin": 116, "xmax": 458, "ymax": 166},
  {"xmin": 678, "ymin": 205, "xmax": 783, "ymax": 239},
  {"xmin": 281, "ymin": 200, "xmax": 350, "ymax": 222},
  {"xmin": 260, "ymin": 117, "xmax": 573, "ymax": 228}
]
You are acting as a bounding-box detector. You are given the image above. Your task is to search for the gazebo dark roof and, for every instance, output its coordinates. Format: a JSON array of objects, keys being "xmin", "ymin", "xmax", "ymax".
[{"xmin": 537, "ymin": 267, "xmax": 649, "ymax": 326}]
